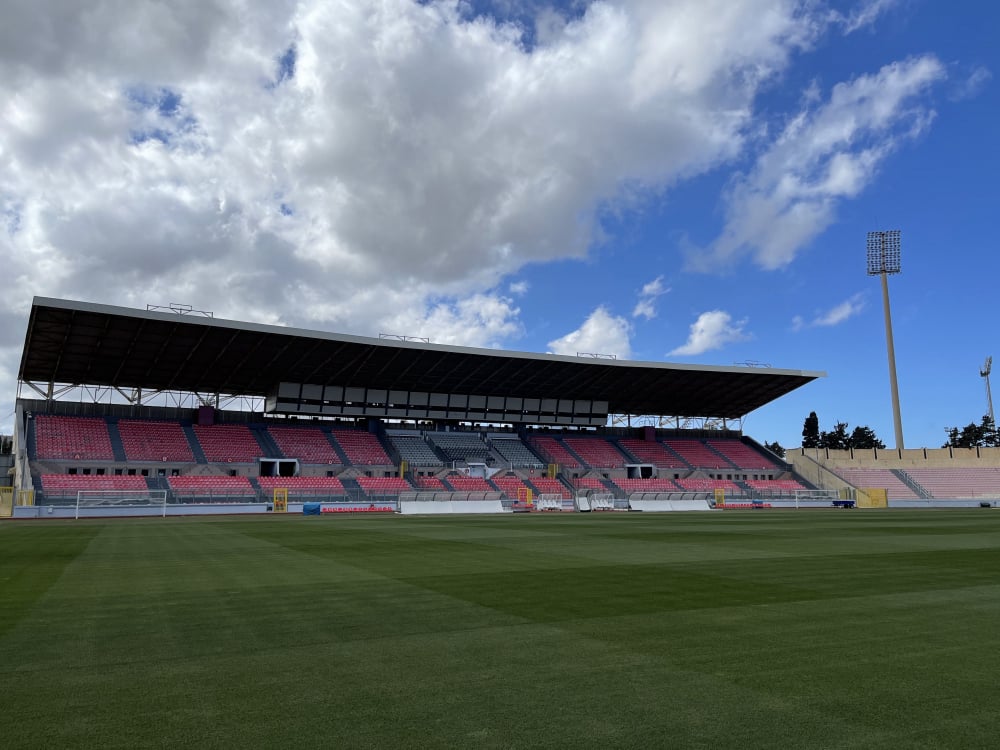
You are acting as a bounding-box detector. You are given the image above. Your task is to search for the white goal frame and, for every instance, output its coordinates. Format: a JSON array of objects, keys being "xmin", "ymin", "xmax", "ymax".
[{"xmin": 76, "ymin": 489, "xmax": 169, "ymax": 519}]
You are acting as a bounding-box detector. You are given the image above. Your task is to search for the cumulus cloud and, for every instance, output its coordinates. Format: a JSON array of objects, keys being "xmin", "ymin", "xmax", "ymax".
[
  {"xmin": 688, "ymin": 55, "xmax": 945, "ymax": 272},
  {"xmin": 669, "ymin": 310, "xmax": 749, "ymax": 356},
  {"xmin": 792, "ymin": 292, "xmax": 866, "ymax": 331},
  {"xmin": 549, "ymin": 307, "xmax": 632, "ymax": 359},
  {"xmin": 632, "ymin": 275, "xmax": 670, "ymax": 319},
  {"xmin": 0, "ymin": 0, "xmax": 945, "ymax": 426}
]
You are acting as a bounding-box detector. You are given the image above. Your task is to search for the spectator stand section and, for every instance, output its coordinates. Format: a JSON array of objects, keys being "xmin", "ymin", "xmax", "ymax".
[
  {"xmin": 267, "ymin": 425, "xmax": 342, "ymax": 466},
  {"xmin": 34, "ymin": 415, "xmax": 115, "ymax": 461},
  {"xmin": 330, "ymin": 429, "xmax": 394, "ymax": 469},
  {"xmin": 118, "ymin": 419, "xmax": 196, "ymax": 463},
  {"xmin": 425, "ymin": 432, "xmax": 494, "ymax": 466},
  {"xmin": 168, "ymin": 475, "xmax": 257, "ymax": 503},
  {"xmin": 40, "ymin": 473, "xmax": 149, "ymax": 504},
  {"xmin": 193, "ymin": 424, "xmax": 264, "ymax": 465},
  {"xmin": 385, "ymin": 430, "xmax": 445, "ymax": 473},
  {"xmin": 488, "ymin": 434, "xmax": 545, "ymax": 470}
]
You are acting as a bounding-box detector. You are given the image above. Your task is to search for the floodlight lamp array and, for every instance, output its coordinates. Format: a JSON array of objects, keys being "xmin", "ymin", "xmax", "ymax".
[{"xmin": 866, "ymin": 230, "xmax": 901, "ymax": 275}]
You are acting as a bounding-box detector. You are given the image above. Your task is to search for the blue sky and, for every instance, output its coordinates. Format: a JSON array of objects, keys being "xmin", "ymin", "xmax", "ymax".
[{"xmin": 0, "ymin": 0, "xmax": 996, "ymax": 449}]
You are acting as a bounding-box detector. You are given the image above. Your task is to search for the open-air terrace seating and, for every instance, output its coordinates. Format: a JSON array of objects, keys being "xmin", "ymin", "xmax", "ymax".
[
  {"xmin": 833, "ymin": 468, "xmax": 919, "ymax": 500},
  {"xmin": 903, "ymin": 467, "xmax": 1000, "ymax": 499}
]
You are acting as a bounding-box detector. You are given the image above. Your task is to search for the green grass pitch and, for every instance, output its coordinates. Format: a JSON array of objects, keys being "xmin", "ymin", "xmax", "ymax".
[{"xmin": 3, "ymin": 510, "xmax": 1000, "ymax": 749}]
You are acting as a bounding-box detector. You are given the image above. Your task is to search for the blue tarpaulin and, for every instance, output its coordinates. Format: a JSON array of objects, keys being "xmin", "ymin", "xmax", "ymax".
[{"xmin": 302, "ymin": 503, "xmax": 321, "ymax": 515}]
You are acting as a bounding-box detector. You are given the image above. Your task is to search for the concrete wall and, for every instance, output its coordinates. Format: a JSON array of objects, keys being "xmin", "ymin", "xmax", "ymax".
[{"xmin": 794, "ymin": 446, "xmax": 1000, "ymax": 469}]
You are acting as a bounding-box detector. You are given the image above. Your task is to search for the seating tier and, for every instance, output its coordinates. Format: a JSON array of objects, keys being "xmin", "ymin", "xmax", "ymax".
[
  {"xmin": 706, "ymin": 440, "xmax": 780, "ymax": 470},
  {"xmin": 268, "ymin": 427, "xmax": 340, "ymax": 464},
  {"xmin": 612, "ymin": 478, "xmax": 681, "ymax": 494},
  {"xmin": 193, "ymin": 424, "xmax": 263, "ymax": 463},
  {"xmin": 415, "ymin": 476, "xmax": 447, "ymax": 490},
  {"xmin": 490, "ymin": 437, "xmax": 544, "ymax": 467},
  {"xmin": 355, "ymin": 476, "xmax": 413, "ymax": 495},
  {"xmin": 388, "ymin": 435, "xmax": 444, "ymax": 466},
  {"xmin": 491, "ymin": 474, "xmax": 531, "ymax": 499},
  {"xmin": 562, "ymin": 437, "xmax": 627, "ymax": 468},
  {"xmin": 119, "ymin": 420, "xmax": 195, "ymax": 462},
  {"xmin": 330, "ymin": 430, "xmax": 392, "ymax": 465},
  {"xmin": 674, "ymin": 478, "xmax": 741, "ymax": 493},
  {"xmin": 426, "ymin": 433, "xmax": 491, "ymax": 462},
  {"xmin": 663, "ymin": 440, "xmax": 733, "ymax": 469},
  {"xmin": 904, "ymin": 467, "xmax": 1000, "ymax": 499},
  {"xmin": 446, "ymin": 476, "xmax": 492, "ymax": 492},
  {"xmin": 40, "ymin": 473, "xmax": 148, "ymax": 498},
  {"xmin": 528, "ymin": 437, "xmax": 581, "ymax": 469},
  {"xmin": 35, "ymin": 415, "xmax": 115, "ymax": 461},
  {"xmin": 745, "ymin": 479, "xmax": 807, "ymax": 493},
  {"xmin": 833, "ymin": 468, "xmax": 918, "ymax": 500},
  {"xmin": 618, "ymin": 439, "xmax": 687, "ymax": 468},
  {"xmin": 257, "ymin": 476, "xmax": 346, "ymax": 496},
  {"xmin": 167, "ymin": 475, "xmax": 256, "ymax": 497}
]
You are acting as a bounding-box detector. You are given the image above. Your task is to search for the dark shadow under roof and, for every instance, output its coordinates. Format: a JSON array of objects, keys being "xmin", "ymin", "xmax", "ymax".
[{"xmin": 18, "ymin": 298, "xmax": 824, "ymax": 419}]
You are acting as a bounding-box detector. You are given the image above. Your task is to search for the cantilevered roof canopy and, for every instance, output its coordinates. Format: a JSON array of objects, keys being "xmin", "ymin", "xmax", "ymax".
[{"xmin": 18, "ymin": 298, "xmax": 823, "ymax": 419}]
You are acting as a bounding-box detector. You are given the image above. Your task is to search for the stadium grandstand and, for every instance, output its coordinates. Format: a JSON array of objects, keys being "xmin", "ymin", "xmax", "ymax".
[{"xmin": 5, "ymin": 296, "xmax": 998, "ymax": 518}]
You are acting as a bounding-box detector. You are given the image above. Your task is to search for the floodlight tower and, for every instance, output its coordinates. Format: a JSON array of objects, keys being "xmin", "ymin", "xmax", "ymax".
[
  {"xmin": 981, "ymin": 357, "xmax": 995, "ymax": 427},
  {"xmin": 866, "ymin": 230, "xmax": 904, "ymax": 449}
]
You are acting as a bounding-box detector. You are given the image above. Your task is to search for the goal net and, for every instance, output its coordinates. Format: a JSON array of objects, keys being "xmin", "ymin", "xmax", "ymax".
[
  {"xmin": 76, "ymin": 489, "xmax": 169, "ymax": 519},
  {"xmin": 590, "ymin": 493, "xmax": 615, "ymax": 511},
  {"xmin": 536, "ymin": 494, "xmax": 564, "ymax": 511}
]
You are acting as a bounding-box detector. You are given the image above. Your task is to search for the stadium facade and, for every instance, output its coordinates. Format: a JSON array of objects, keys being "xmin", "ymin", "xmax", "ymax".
[{"xmin": 7, "ymin": 297, "xmax": 841, "ymax": 516}]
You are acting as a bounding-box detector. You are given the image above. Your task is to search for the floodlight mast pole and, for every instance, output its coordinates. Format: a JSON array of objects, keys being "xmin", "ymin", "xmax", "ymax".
[{"xmin": 867, "ymin": 230, "xmax": 904, "ymax": 450}]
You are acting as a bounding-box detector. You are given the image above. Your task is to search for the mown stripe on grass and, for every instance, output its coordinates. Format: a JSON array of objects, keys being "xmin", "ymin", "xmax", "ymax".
[{"xmin": 0, "ymin": 522, "xmax": 101, "ymax": 638}]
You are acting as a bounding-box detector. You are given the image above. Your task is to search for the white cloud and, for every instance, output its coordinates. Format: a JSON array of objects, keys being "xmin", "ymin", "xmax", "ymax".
[
  {"xmin": 950, "ymin": 65, "xmax": 991, "ymax": 101},
  {"xmin": 669, "ymin": 310, "xmax": 749, "ymax": 356},
  {"xmin": 549, "ymin": 307, "xmax": 632, "ymax": 359},
  {"xmin": 0, "ymin": 1, "xmax": 949, "ymax": 428},
  {"xmin": 386, "ymin": 292, "xmax": 523, "ymax": 348},
  {"xmin": 632, "ymin": 274, "xmax": 670, "ymax": 319},
  {"xmin": 688, "ymin": 55, "xmax": 945, "ymax": 272},
  {"xmin": 792, "ymin": 293, "xmax": 866, "ymax": 331},
  {"xmin": 508, "ymin": 280, "xmax": 529, "ymax": 296},
  {"xmin": 834, "ymin": 0, "xmax": 900, "ymax": 34}
]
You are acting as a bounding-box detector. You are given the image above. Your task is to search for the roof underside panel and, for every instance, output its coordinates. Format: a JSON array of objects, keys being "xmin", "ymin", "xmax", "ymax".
[{"xmin": 18, "ymin": 299, "xmax": 824, "ymax": 418}]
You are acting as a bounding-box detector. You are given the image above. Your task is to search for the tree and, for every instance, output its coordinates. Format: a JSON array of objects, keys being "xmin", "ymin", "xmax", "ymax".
[
  {"xmin": 849, "ymin": 425, "xmax": 885, "ymax": 450},
  {"xmin": 802, "ymin": 411, "xmax": 820, "ymax": 448},
  {"xmin": 763, "ymin": 440, "xmax": 785, "ymax": 458},
  {"xmin": 819, "ymin": 421, "xmax": 850, "ymax": 450},
  {"xmin": 943, "ymin": 415, "xmax": 1000, "ymax": 448}
]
